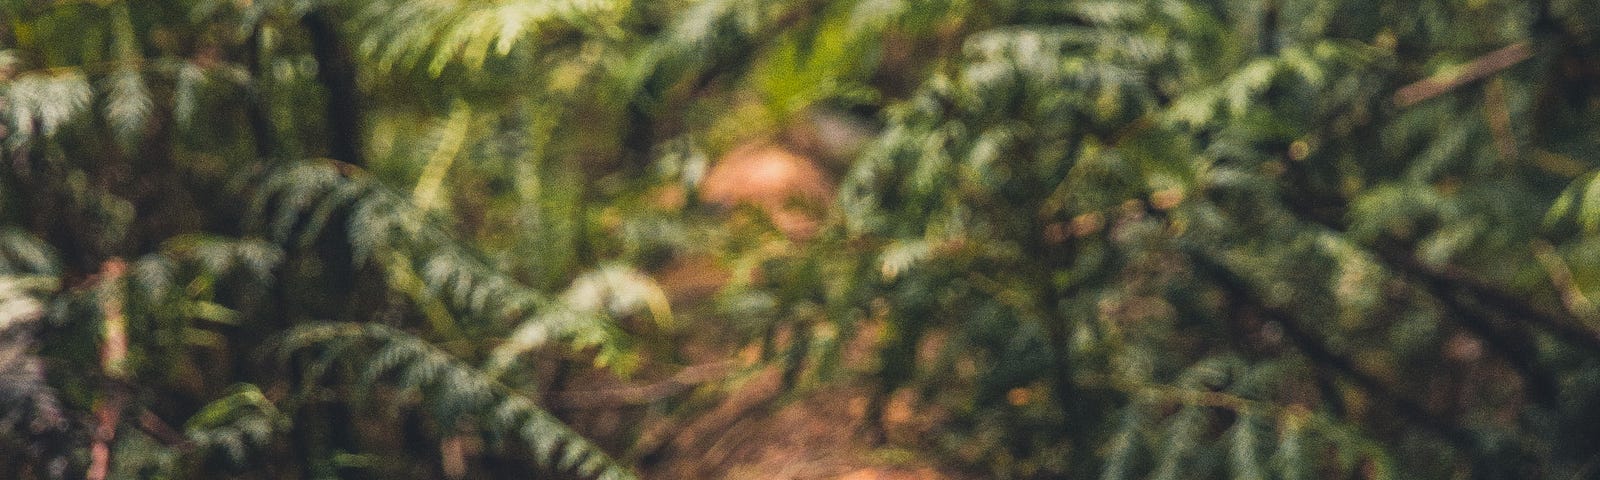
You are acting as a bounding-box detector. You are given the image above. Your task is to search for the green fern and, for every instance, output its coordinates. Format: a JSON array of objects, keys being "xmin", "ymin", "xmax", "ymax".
[{"xmin": 272, "ymin": 322, "xmax": 637, "ymax": 480}]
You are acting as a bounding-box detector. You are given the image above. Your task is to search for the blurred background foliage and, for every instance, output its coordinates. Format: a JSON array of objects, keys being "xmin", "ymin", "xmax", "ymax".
[{"xmin": 3, "ymin": 0, "xmax": 1600, "ymax": 478}]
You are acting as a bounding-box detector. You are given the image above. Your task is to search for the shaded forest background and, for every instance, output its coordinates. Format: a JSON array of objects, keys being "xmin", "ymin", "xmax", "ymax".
[{"xmin": 4, "ymin": 0, "xmax": 1600, "ymax": 478}]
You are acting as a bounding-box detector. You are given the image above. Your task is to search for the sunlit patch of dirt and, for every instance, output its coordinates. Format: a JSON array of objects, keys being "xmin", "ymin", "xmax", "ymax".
[{"xmin": 699, "ymin": 144, "xmax": 833, "ymax": 239}]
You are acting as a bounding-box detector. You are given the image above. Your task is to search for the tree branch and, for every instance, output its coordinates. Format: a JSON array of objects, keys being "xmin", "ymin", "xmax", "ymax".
[
  {"xmin": 1382, "ymin": 248, "xmax": 1561, "ymax": 407},
  {"xmin": 1378, "ymin": 243, "xmax": 1600, "ymax": 353},
  {"xmin": 1278, "ymin": 186, "xmax": 1600, "ymax": 356},
  {"xmin": 1185, "ymin": 248, "xmax": 1481, "ymax": 454},
  {"xmin": 1395, "ymin": 42, "xmax": 1532, "ymax": 107}
]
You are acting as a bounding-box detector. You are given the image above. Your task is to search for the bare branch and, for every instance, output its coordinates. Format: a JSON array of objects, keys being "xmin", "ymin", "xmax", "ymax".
[{"xmin": 1395, "ymin": 42, "xmax": 1532, "ymax": 107}]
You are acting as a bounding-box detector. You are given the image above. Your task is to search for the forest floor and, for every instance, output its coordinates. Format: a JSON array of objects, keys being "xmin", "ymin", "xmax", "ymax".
[
  {"xmin": 553, "ymin": 303, "xmax": 973, "ymax": 480},
  {"xmin": 641, "ymin": 371, "xmax": 966, "ymax": 480}
]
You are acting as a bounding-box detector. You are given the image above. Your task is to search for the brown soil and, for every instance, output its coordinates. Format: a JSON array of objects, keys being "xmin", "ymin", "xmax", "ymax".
[
  {"xmin": 641, "ymin": 373, "xmax": 963, "ymax": 480},
  {"xmin": 554, "ymin": 316, "xmax": 970, "ymax": 479}
]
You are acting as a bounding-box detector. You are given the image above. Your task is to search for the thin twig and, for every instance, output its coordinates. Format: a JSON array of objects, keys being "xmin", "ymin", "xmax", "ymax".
[{"xmin": 1395, "ymin": 42, "xmax": 1532, "ymax": 107}]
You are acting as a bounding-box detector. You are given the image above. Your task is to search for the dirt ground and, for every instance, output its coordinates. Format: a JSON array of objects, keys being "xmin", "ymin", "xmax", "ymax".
[
  {"xmin": 551, "ymin": 311, "xmax": 971, "ymax": 480},
  {"xmin": 640, "ymin": 371, "xmax": 965, "ymax": 480}
]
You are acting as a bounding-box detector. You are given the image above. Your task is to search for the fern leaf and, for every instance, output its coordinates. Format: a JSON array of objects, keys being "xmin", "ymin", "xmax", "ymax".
[
  {"xmin": 272, "ymin": 323, "xmax": 638, "ymax": 479},
  {"xmin": 102, "ymin": 69, "xmax": 152, "ymax": 148},
  {"xmin": 6, "ymin": 71, "xmax": 92, "ymax": 143}
]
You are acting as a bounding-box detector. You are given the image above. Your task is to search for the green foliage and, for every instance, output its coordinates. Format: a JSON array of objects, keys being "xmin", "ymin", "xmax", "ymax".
[
  {"xmin": 272, "ymin": 322, "xmax": 634, "ymax": 480},
  {"xmin": 182, "ymin": 384, "xmax": 289, "ymax": 471},
  {"xmin": 4, "ymin": 0, "xmax": 1600, "ymax": 479}
]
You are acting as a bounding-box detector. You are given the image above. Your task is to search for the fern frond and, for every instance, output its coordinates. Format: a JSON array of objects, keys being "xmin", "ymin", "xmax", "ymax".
[
  {"xmin": 1098, "ymin": 406, "xmax": 1146, "ymax": 480},
  {"xmin": 0, "ymin": 273, "xmax": 72, "ymax": 477},
  {"xmin": 101, "ymin": 68, "xmax": 152, "ymax": 147},
  {"xmin": 254, "ymin": 162, "xmax": 622, "ymax": 350},
  {"xmin": 1229, "ymin": 411, "xmax": 1268, "ymax": 480},
  {"xmin": 0, "ymin": 277, "xmax": 49, "ymax": 332},
  {"xmin": 4, "ymin": 70, "xmax": 93, "ymax": 144},
  {"xmin": 0, "ymin": 228, "xmax": 62, "ymax": 276},
  {"xmin": 486, "ymin": 263, "xmax": 672, "ymax": 376},
  {"xmin": 349, "ymin": 0, "xmax": 626, "ymax": 75},
  {"xmin": 162, "ymin": 235, "xmax": 286, "ymax": 287},
  {"xmin": 620, "ymin": 0, "xmax": 772, "ymax": 94},
  {"xmin": 272, "ymin": 322, "xmax": 637, "ymax": 480},
  {"xmin": 182, "ymin": 384, "xmax": 288, "ymax": 469}
]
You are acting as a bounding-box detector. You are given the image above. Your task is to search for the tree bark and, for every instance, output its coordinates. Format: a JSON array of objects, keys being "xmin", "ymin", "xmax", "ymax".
[{"xmin": 303, "ymin": 11, "xmax": 365, "ymax": 166}]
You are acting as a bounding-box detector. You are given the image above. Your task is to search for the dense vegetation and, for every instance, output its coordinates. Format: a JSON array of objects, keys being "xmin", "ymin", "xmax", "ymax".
[{"xmin": 4, "ymin": 0, "xmax": 1600, "ymax": 478}]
